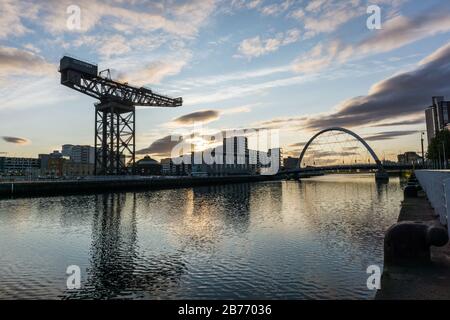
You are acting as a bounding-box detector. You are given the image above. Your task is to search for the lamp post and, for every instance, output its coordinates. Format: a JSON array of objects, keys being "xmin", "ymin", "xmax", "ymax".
[
  {"xmin": 421, "ymin": 132, "xmax": 425, "ymax": 167},
  {"xmin": 443, "ymin": 140, "xmax": 447, "ymax": 169}
]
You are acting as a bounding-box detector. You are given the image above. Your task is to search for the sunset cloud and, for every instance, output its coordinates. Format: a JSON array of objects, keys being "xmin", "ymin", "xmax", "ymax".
[
  {"xmin": 303, "ymin": 42, "xmax": 450, "ymax": 130},
  {"xmin": 290, "ymin": 0, "xmax": 362, "ymax": 38},
  {"xmin": 363, "ymin": 131, "xmax": 419, "ymax": 142},
  {"xmin": 358, "ymin": 6, "xmax": 450, "ymax": 56},
  {"xmin": 292, "ymin": 5, "xmax": 450, "ymax": 74},
  {"xmin": 169, "ymin": 105, "xmax": 253, "ymax": 126},
  {"xmin": 2, "ymin": 136, "xmax": 29, "ymax": 144},
  {"xmin": 119, "ymin": 53, "xmax": 191, "ymax": 85},
  {"xmin": 0, "ymin": 46, "xmax": 54, "ymax": 77},
  {"xmin": 371, "ymin": 117, "xmax": 425, "ymax": 127},
  {"xmin": 34, "ymin": 0, "xmax": 215, "ymax": 37},
  {"xmin": 172, "ymin": 110, "xmax": 220, "ymax": 125},
  {"xmin": 260, "ymin": 0, "xmax": 293, "ymax": 16},
  {"xmin": 0, "ymin": 0, "xmax": 38, "ymax": 39},
  {"xmin": 136, "ymin": 135, "xmax": 184, "ymax": 157},
  {"xmin": 0, "ymin": 0, "xmax": 447, "ymax": 159},
  {"xmin": 236, "ymin": 29, "xmax": 300, "ymax": 59}
]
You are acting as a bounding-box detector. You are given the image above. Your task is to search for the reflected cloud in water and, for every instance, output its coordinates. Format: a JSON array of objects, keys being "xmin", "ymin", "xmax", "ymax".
[{"xmin": 0, "ymin": 175, "xmax": 403, "ymax": 299}]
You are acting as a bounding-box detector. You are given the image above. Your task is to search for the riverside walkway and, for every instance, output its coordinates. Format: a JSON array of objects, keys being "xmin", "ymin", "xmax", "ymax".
[{"xmin": 376, "ymin": 170, "xmax": 450, "ymax": 300}]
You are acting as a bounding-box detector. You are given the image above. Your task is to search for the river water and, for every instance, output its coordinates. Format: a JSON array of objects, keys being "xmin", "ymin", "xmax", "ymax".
[{"xmin": 0, "ymin": 174, "xmax": 404, "ymax": 299}]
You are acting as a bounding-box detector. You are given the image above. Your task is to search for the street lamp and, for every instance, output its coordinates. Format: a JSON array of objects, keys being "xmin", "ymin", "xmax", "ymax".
[
  {"xmin": 443, "ymin": 140, "xmax": 447, "ymax": 169},
  {"xmin": 438, "ymin": 149, "xmax": 442, "ymax": 169},
  {"xmin": 421, "ymin": 132, "xmax": 425, "ymax": 167}
]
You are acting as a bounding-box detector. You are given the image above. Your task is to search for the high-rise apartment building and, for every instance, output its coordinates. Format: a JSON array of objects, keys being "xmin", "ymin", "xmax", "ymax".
[
  {"xmin": 61, "ymin": 145, "xmax": 95, "ymax": 164},
  {"xmin": 425, "ymin": 96, "xmax": 450, "ymax": 145},
  {"xmin": 70, "ymin": 145, "xmax": 95, "ymax": 164},
  {"xmin": 61, "ymin": 144, "xmax": 74, "ymax": 157}
]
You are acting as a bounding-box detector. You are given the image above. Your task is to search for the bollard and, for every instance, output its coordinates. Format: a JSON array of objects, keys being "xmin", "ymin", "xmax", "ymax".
[
  {"xmin": 384, "ymin": 221, "xmax": 448, "ymax": 267},
  {"xmin": 404, "ymin": 185, "xmax": 417, "ymax": 198}
]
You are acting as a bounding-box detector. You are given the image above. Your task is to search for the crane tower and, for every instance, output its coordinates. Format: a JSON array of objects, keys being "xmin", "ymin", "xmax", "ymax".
[{"xmin": 59, "ymin": 56, "xmax": 182, "ymax": 175}]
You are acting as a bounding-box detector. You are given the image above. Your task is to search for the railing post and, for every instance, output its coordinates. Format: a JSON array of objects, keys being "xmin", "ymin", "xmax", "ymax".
[
  {"xmin": 444, "ymin": 178, "xmax": 450, "ymax": 234},
  {"xmin": 437, "ymin": 176, "xmax": 447, "ymax": 225}
]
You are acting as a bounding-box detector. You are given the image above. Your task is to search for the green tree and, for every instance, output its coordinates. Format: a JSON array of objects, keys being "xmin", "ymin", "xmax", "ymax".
[{"xmin": 427, "ymin": 129, "xmax": 450, "ymax": 163}]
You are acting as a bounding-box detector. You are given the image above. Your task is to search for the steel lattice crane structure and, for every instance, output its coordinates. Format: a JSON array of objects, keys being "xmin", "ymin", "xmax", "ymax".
[{"xmin": 59, "ymin": 56, "xmax": 182, "ymax": 175}]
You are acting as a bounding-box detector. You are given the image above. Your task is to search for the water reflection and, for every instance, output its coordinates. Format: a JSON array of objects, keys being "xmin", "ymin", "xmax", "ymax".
[
  {"xmin": 63, "ymin": 193, "xmax": 187, "ymax": 299},
  {"xmin": 0, "ymin": 175, "xmax": 403, "ymax": 299},
  {"xmin": 193, "ymin": 184, "xmax": 251, "ymax": 233},
  {"xmin": 375, "ymin": 180, "xmax": 388, "ymax": 199}
]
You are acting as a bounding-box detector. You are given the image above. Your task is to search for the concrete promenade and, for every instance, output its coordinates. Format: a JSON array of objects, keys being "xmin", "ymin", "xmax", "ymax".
[{"xmin": 376, "ymin": 172, "xmax": 450, "ymax": 300}]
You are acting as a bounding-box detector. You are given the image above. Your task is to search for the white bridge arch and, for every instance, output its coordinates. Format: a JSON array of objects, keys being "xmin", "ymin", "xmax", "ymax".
[{"xmin": 297, "ymin": 127, "xmax": 384, "ymax": 171}]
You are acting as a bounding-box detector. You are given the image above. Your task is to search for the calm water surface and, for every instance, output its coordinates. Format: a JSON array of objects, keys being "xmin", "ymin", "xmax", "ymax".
[{"xmin": 0, "ymin": 174, "xmax": 404, "ymax": 299}]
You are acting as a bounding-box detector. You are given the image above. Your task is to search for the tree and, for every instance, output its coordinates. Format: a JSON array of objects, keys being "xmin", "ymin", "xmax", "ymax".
[{"xmin": 427, "ymin": 130, "xmax": 450, "ymax": 164}]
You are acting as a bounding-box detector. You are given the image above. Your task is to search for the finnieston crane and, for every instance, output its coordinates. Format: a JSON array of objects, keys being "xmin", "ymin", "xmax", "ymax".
[{"xmin": 59, "ymin": 56, "xmax": 182, "ymax": 175}]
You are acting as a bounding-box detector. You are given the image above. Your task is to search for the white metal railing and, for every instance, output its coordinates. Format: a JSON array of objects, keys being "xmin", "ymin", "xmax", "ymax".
[{"xmin": 415, "ymin": 170, "xmax": 450, "ymax": 233}]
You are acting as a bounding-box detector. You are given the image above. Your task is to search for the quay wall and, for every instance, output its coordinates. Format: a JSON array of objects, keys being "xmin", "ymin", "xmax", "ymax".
[{"xmin": 0, "ymin": 175, "xmax": 280, "ymax": 198}]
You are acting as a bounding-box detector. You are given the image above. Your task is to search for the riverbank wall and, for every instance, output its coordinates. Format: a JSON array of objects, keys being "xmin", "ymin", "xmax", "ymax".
[{"xmin": 0, "ymin": 175, "xmax": 283, "ymax": 198}]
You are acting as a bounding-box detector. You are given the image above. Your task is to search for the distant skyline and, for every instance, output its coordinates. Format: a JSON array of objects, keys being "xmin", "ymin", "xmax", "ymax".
[{"xmin": 1, "ymin": 0, "xmax": 450, "ymax": 161}]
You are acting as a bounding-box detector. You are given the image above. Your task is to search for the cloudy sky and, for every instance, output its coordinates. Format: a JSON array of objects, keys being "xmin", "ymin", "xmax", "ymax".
[{"xmin": 1, "ymin": 0, "xmax": 450, "ymax": 161}]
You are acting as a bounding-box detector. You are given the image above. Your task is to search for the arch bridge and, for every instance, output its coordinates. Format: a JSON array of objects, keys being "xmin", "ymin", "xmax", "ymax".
[{"xmin": 285, "ymin": 127, "xmax": 390, "ymax": 181}]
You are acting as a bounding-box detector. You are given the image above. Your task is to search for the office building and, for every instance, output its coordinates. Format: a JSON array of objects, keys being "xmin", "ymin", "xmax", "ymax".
[
  {"xmin": 222, "ymin": 136, "xmax": 250, "ymax": 175},
  {"xmin": 39, "ymin": 151, "xmax": 63, "ymax": 175},
  {"xmin": 158, "ymin": 136, "xmax": 282, "ymax": 177},
  {"xmin": 397, "ymin": 152, "xmax": 422, "ymax": 165},
  {"xmin": 425, "ymin": 96, "xmax": 450, "ymax": 145},
  {"xmin": 67, "ymin": 145, "xmax": 95, "ymax": 164},
  {"xmin": 62, "ymin": 144, "xmax": 74, "ymax": 157},
  {"xmin": 161, "ymin": 158, "xmax": 173, "ymax": 175},
  {"xmin": 0, "ymin": 157, "xmax": 40, "ymax": 176},
  {"xmin": 269, "ymin": 148, "xmax": 282, "ymax": 173},
  {"xmin": 63, "ymin": 162, "xmax": 94, "ymax": 176}
]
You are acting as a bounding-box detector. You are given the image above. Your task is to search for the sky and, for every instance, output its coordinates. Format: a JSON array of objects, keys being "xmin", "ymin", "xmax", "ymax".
[{"xmin": 1, "ymin": 0, "xmax": 450, "ymax": 162}]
